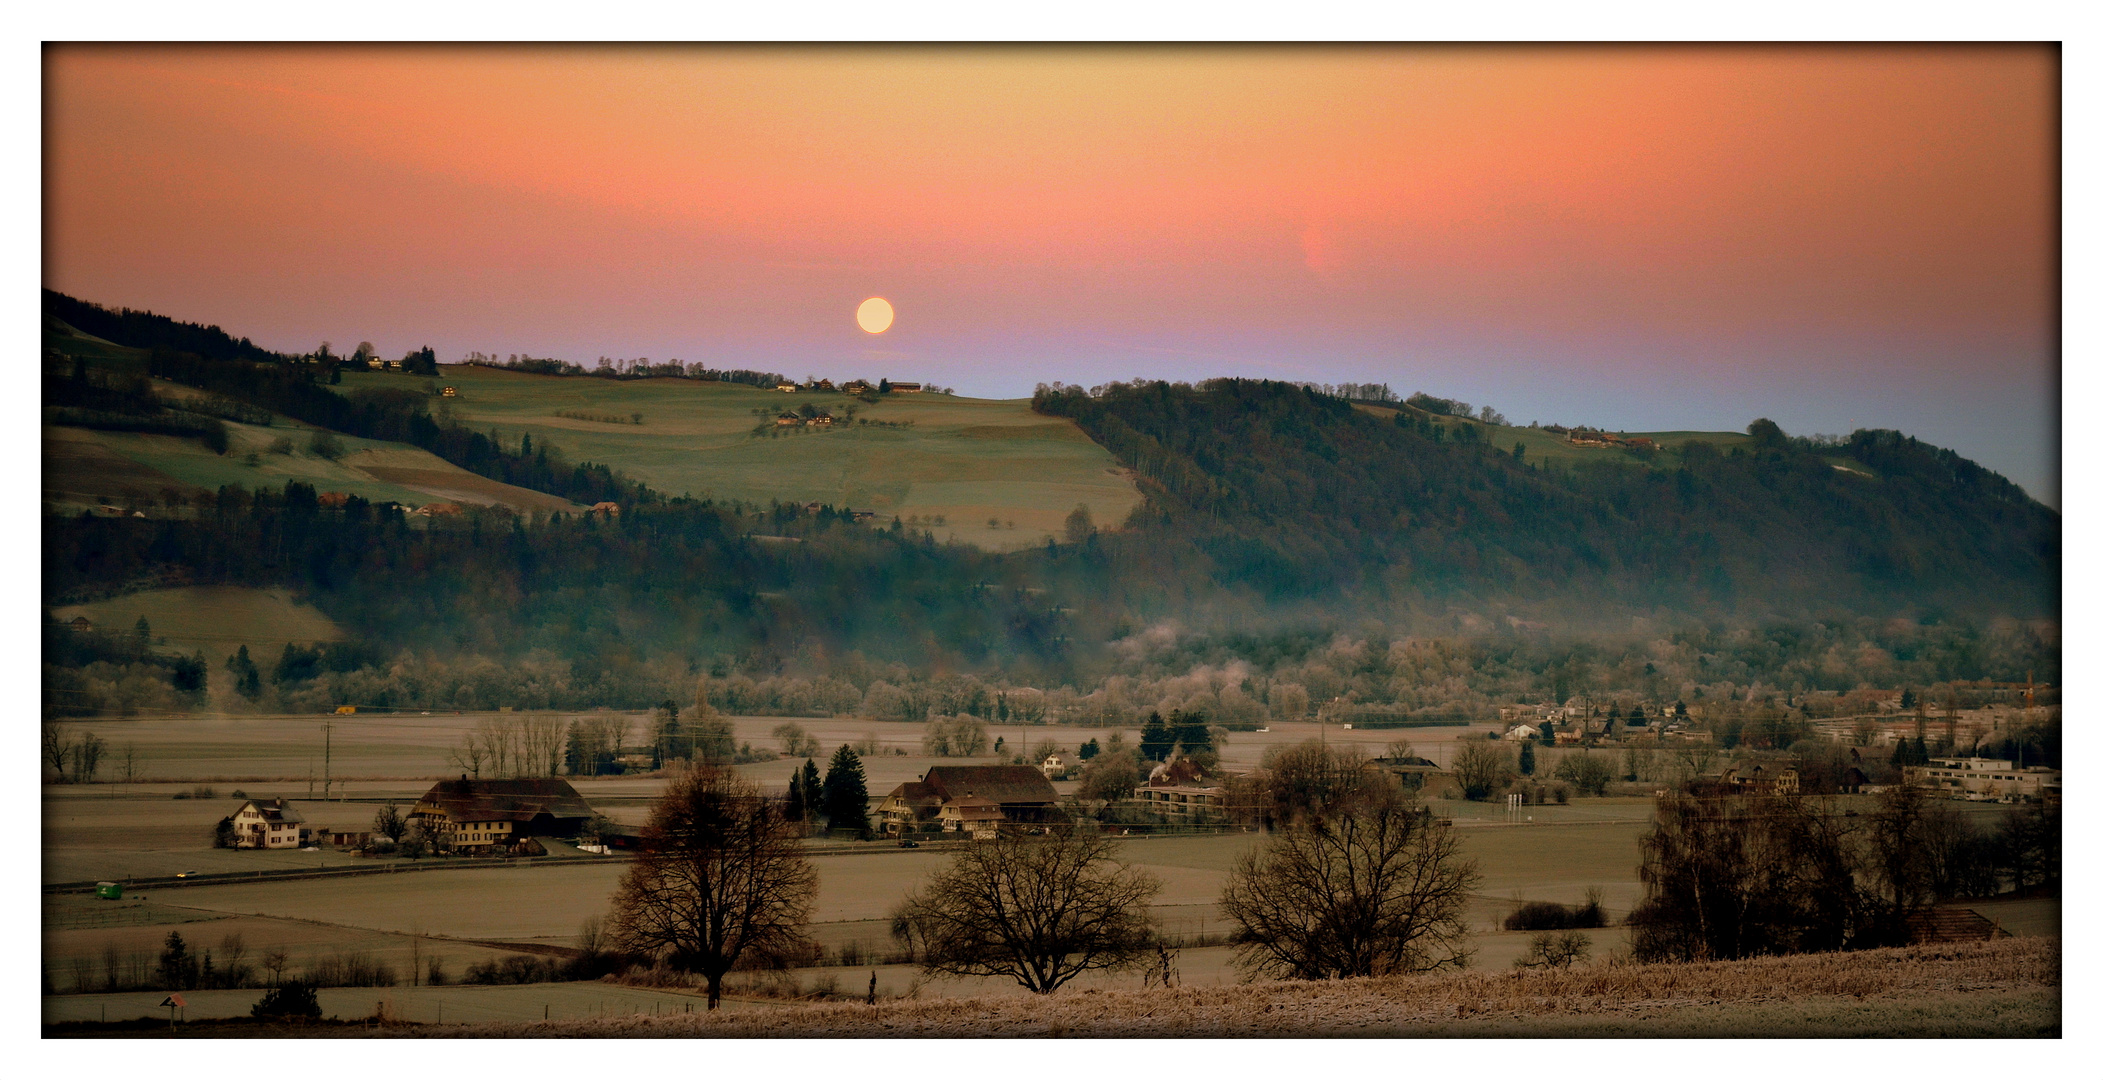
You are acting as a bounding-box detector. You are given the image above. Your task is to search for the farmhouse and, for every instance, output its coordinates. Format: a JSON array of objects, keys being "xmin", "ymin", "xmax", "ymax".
[
  {"xmin": 935, "ymin": 795, "xmax": 1007, "ymax": 839},
  {"xmin": 220, "ymin": 798, "xmax": 305, "ymax": 849},
  {"xmin": 775, "ymin": 413, "xmax": 801, "ymax": 426},
  {"xmin": 842, "ymin": 380, "xmax": 872, "ymax": 395},
  {"xmin": 410, "ymin": 776, "xmax": 596, "ymax": 849},
  {"xmin": 775, "ymin": 382, "xmax": 799, "ymax": 392},
  {"xmin": 877, "ymin": 765, "xmax": 1063, "ymax": 837},
  {"xmin": 1375, "ymin": 754, "xmax": 1447, "ymax": 791},
  {"xmin": 589, "ymin": 501, "xmax": 621, "ymax": 516},
  {"xmin": 889, "ymin": 381, "xmax": 922, "ymax": 393}
]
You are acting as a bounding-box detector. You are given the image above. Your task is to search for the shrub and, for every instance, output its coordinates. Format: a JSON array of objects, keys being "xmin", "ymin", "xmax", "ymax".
[
  {"xmin": 251, "ymin": 981, "xmax": 322, "ymax": 1020},
  {"xmin": 1513, "ymin": 930, "xmax": 1591, "ymax": 970},
  {"xmin": 1503, "ymin": 889, "xmax": 1608, "ymax": 931}
]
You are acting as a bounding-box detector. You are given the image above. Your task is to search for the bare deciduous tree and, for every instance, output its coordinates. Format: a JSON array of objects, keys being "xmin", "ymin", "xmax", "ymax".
[
  {"xmin": 1450, "ymin": 737, "xmax": 1513, "ymax": 801},
  {"xmin": 1220, "ymin": 787, "xmax": 1479, "ymax": 980},
  {"xmin": 607, "ymin": 766, "xmax": 816, "ymax": 1009},
  {"xmin": 890, "ymin": 828, "xmax": 1161, "ymax": 994}
]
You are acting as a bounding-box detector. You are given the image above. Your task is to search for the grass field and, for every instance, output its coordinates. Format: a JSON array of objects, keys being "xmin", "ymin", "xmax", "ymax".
[
  {"xmin": 1350, "ymin": 403, "xmax": 1754, "ymax": 469},
  {"xmin": 360, "ymin": 365, "xmax": 1141, "ymax": 550},
  {"xmin": 44, "ymin": 404, "xmax": 580, "ymax": 517},
  {"xmin": 53, "ymin": 586, "xmax": 346, "ymax": 672}
]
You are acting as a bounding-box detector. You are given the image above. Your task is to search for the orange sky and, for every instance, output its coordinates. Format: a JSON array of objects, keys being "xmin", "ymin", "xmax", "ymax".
[{"xmin": 44, "ymin": 45, "xmax": 2057, "ymax": 501}]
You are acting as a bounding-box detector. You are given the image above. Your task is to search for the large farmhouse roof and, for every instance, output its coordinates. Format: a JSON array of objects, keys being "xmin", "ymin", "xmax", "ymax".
[
  {"xmin": 920, "ymin": 765, "xmax": 1059, "ymax": 806},
  {"xmin": 414, "ymin": 776, "xmax": 595, "ymax": 824},
  {"xmin": 881, "ymin": 780, "xmax": 943, "ymax": 808}
]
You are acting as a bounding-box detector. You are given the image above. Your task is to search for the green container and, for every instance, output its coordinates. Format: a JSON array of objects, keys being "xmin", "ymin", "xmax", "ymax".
[{"xmin": 95, "ymin": 882, "xmax": 122, "ymax": 900}]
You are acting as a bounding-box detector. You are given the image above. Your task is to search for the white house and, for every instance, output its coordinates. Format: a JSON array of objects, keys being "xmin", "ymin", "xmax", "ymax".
[{"xmin": 223, "ymin": 798, "xmax": 304, "ymax": 849}]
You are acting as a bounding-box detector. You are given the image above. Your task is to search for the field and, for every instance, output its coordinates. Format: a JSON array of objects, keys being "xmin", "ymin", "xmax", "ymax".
[
  {"xmin": 43, "ymin": 321, "xmax": 582, "ymax": 515},
  {"xmin": 413, "ymin": 937, "xmax": 2059, "ymax": 1038},
  {"xmin": 42, "ymin": 707, "xmax": 2057, "ymax": 1029},
  {"xmin": 362, "ymin": 365, "xmax": 1142, "ymax": 550},
  {"xmin": 52, "ymin": 586, "xmax": 347, "ymax": 679},
  {"xmin": 1349, "ymin": 403, "xmax": 1754, "ymax": 468},
  {"xmin": 44, "ymin": 407, "xmax": 581, "ymax": 517}
]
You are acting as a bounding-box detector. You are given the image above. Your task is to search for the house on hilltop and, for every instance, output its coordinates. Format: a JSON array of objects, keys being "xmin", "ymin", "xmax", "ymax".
[{"xmin": 410, "ymin": 776, "xmax": 596, "ymax": 850}]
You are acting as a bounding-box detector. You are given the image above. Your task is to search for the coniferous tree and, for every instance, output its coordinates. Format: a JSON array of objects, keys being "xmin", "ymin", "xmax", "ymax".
[
  {"xmin": 784, "ymin": 770, "xmax": 806, "ymax": 822},
  {"xmin": 1518, "ymin": 739, "xmax": 1536, "ymax": 776},
  {"xmin": 821, "ymin": 747, "xmax": 868, "ymax": 836},
  {"xmin": 798, "ymin": 758, "xmax": 823, "ymax": 818},
  {"xmin": 1139, "ymin": 712, "xmax": 1173, "ymax": 762},
  {"xmin": 1168, "ymin": 709, "xmax": 1212, "ymax": 755}
]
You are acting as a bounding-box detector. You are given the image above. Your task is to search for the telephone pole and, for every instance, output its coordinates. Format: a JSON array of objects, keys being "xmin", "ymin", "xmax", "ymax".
[{"xmin": 323, "ymin": 720, "xmax": 333, "ymax": 802}]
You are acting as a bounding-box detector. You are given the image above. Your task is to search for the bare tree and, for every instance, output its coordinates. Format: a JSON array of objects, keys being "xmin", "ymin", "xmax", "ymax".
[
  {"xmin": 1449, "ymin": 737, "xmax": 1513, "ymax": 801},
  {"xmin": 606, "ymin": 766, "xmax": 816, "ymax": 1009},
  {"xmin": 119, "ymin": 743, "xmax": 142, "ymax": 786},
  {"xmin": 372, "ymin": 801, "xmax": 409, "ymax": 843},
  {"xmin": 447, "ymin": 732, "xmax": 488, "ymax": 779},
  {"xmin": 1219, "ymin": 787, "xmax": 1479, "ymax": 980},
  {"xmin": 71, "ymin": 731, "xmax": 106, "ymax": 783},
  {"xmin": 523, "ymin": 715, "xmax": 566, "ymax": 776},
  {"xmin": 42, "ymin": 720, "xmax": 71, "ymax": 782},
  {"xmin": 890, "ymin": 828, "xmax": 1161, "ymax": 994},
  {"xmin": 771, "ymin": 722, "xmax": 819, "ymax": 758}
]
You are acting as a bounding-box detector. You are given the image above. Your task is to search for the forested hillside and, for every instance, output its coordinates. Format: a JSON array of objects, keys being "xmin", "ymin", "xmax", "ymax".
[{"xmin": 1033, "ymin": 379, "xmax": 2056, "ymax": 622}]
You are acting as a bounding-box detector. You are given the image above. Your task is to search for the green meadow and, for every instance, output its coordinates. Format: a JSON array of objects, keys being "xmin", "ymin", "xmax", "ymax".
[{"xmin": 370, "ymin": 366, "xmax": 1142, "ymax": 551}]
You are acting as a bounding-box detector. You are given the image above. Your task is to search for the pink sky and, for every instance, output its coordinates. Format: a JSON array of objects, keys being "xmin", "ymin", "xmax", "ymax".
[{"xmin": 45, "ymin": 45, "xmax": 2057, "ymax": 502}]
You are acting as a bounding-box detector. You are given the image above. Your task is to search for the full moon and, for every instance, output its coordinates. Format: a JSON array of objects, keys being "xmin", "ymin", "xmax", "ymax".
[{"xmin": 856, "ymin": 296, "xmax": 894, "ymax": 334}]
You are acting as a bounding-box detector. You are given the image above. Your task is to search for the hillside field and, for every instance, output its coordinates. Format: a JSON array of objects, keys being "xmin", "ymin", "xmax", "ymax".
[
  {"xmin": 1350, "ymin": 402, "xmax": 1754, "ymax": 467},
  {"xmin": 370, "ymin": 366, "xmax": 1142, "ymax": 550}
]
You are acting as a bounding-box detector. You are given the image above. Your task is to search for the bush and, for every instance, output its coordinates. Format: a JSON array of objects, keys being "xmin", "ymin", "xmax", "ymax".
[
  {"xmin": 1513, "ymin": 930, "xmax": 1591, "ymax": 969},
  {"xmin": 251, "ymin": 981, "xmax": 322, "ymax": 1020},
  {"xmin": 1503, "ymin": 889, "xmax": 1608, "ymax": 931}
]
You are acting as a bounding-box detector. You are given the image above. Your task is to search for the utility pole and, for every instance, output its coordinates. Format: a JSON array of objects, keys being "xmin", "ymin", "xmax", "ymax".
[{"xmin": 323, "ymin": 720, "xmax": 333, "ymax": 802}]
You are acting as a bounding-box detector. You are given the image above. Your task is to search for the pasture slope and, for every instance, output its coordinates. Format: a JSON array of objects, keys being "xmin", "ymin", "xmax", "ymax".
[
  {"xmin": 43, "ymin": 316, "xmax": 580, "ymax": 516},
  {"xmin": 423, "ymin": 937, "xmax": 2056, "ymax": 1038},
  {"xmin": 389, "ymin": 365, "xmax": 1142, "ymax": 551}
]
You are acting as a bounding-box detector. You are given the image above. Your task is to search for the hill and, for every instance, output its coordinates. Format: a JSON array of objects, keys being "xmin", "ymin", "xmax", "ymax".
[
  {"xmin": 40, "ymin": 290, "xmax": 2059, "ymax": 717},
  {"xmin": 1036, "ymin": 379, "xmax": 2057, "ymax": 622},
  {"xmin": 377, "ymin": 364, "xmax": 1139, "ymax": 551}
]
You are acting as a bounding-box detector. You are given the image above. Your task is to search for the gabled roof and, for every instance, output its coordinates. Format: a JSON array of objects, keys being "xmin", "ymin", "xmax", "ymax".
[
  {"xmin": 881, "ymin": 781, "xmax": 942, "ymax": 808},
  {"xmin": 939, "ymin": 796, "xmax": 1006, "ymax": 821},
  {"xmin": 232, "ymin": 798, "xmax": 303, "ymax": 824},
  {"xmin": 920, "ymin": 765, "xmax": 1059, "ymax": 806},
  {"xmin": 414, "ymin": 776, "xmax": 594, "ymax": 824}
]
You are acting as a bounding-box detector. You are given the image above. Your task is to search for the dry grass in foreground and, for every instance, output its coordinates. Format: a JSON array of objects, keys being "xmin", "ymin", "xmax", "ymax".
[{"xmin": 422, "ymin": 936, "xmax": 2056, "ymax": 1039}]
